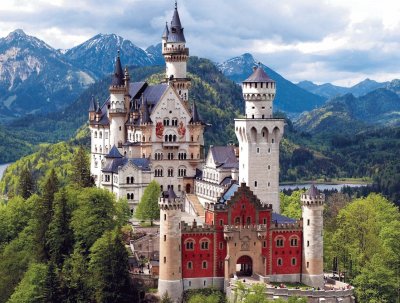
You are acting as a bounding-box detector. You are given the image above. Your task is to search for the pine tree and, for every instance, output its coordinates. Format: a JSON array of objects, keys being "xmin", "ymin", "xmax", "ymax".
[
  {"xmin": 71, "ymin": 145, "xmax": 93, "ymax": 188},
  {"xmin": 18, "ymin": 165, "xmax": 35, "ymax": 199},
  {"xmin": 135, "ymin": 180, "xmax": 161, "ymax": 225},
  {"xmin": 35, "ymin": 169, "xmax": 59, "ymax": 262},
  {"xmin": 43, "ymin": 261, "xmax": 63, "ymax": 302},
  {"xmin": 89, "ymin": 230, "xmax": 132, "ymax": 302},
  {"xmin": 46, "ymin": 189, "xmax": 73, "ymax": 267}
]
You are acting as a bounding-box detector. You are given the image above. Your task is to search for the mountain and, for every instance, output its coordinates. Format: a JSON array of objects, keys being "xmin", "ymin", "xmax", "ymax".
[
  {"xmin": 0, "ymin": 29, "xmax": 94, "ymax": 121},
  {"xmin": 64, "ymin": 34, "xmax": 161, "ymax": 78},
  {"xmin": 297, "ymin": 78, "xmax": 389, "ymax": 99},
  {"xmin": 295, "ymin": 88, "xmax": 400, "ymax": 134},
  {"xmin": 218, "ymin": 53, "xmax": 326, "ymax": 114},
  {"xmin": 145, "ymin": 43, "xmax": 164, "ymax": 66}
]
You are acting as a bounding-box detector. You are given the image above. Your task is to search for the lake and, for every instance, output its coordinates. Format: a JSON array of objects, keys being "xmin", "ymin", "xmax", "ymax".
[
  {"xmin": 280, "ymin": 183, "xmax": 369, "ymax": 191},
  {"xmin": 0, "ymin": 163, "xmax": 12, "ymax": 180}
]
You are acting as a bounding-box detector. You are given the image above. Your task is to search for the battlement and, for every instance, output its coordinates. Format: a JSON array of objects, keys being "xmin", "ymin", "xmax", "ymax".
[
  {"xmin": 181, "ymin": 220, "xmax": 215, "ymax": 233},
  {"xmin": 301, "ymin": 194, "xmax": 324, "ymax": 206},
  {"xmin": 270, "ymin": 221, "xmax": 302, "ymax": 230},
  {"xmin": 159, "ymin": 197, "xmax": 183, "ymax": 211},
  {"xmin": 223, "ymin": 224, "xmax": 267, "ymax": 232}
]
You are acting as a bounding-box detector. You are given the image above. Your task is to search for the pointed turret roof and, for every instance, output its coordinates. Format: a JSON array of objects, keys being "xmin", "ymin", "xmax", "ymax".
[
  {"xmin": 106, "ymin": 145, "xmax": 123, "ymax": 158},
  {"xmin": 167, "ymin": 187, "xmax": 177, "ymax": 201},
  {"xmin": 306, "ymin": 184, "xmax": 320, "ymax": 198},
  {"xmin": 167, "ymin": 1, "xmax": 186, "ymax": 43},
  {"xmin": 243, "ymin": 66, "xmax": 274, "ymax": 83},
  {"xmin": 96, "ymin": 100, "xmax": 102, "ymax": 114},
  {"xmin": 190, "ymin": 100, "xmax": 203, "ymax": 124},
  {"xmin": 140, "ymin": 97, "xmax": 152, "ymax": 124},
  {"xmin": 162, "ymin": 22, "xmax": 169, "ymax": 39},
  {"xmin": 89, "ymin": 95, "xmax": 97, "ymax": 112},
  {"xmin": 111, "ymin": 51, "xmax": 124, "ymax": 86}
]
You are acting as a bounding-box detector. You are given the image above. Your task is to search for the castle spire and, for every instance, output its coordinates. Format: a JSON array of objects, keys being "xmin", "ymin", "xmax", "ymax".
[{"xmin": 111, "ymin": 50, "xmax": 124, "ymax": 86}]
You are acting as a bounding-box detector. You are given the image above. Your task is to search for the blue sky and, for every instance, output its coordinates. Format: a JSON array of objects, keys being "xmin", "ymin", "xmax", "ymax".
[{"xmin": 1, "ymin": 0, "xmax": 399, "ymax": 86}]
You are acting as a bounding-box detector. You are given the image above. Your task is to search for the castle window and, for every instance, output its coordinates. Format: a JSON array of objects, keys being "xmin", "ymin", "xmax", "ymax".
[
  {"xmin": 268, "ymin": 165, "xmax": 271, "ymax": 170},
  {"xmin": 119, "ymin": 126, "xmax": 122, "ymax": 131},
  {"xmin": 307, "ymin": 262, "xmax": 309, "ymax": 268},
  {"xmin": 105, "ymin": 175, "xmax": 110, "ymax": 182},
  {"xmin": 200, "ymin": 240, "xmax": 209, "ymax": 250},
  {"xmin": 255, "ymin": 83, "xmax": 257, "ymax": 88},
  {"xmin": 290, "ymin": 237, "xmax": 298, "ymax": 247},
  {"xmin": 164, "ymin": 257, "xmax": 166, "ymax": 263},
  {"xmin": 291, "ymin": 258, "xmax": 297, "ymax": 266},
  {"xmin": 272, "ymin": 139, "xmax": 275, "ymax": 143},
  {"xmin": 164, "ymin": 214, "xmax": 166, "ymax": 221},
  {"xmin": 246, "ymin": 217, "xmax": 251, "ymax": 225},
  {"xmin": 189, "ymin": 281, "xmax": 191, "ymax": 287},
  {"xmin": 202, "ymin": 261, "xmax": 207, "ymax": 269},
  {"xmin": 185, "ymin": 240, "xmax": 194, "ymax": 250},
  {"xmin": 187, "ymin": 261, "xmax": 193, "ymax": 269},
  {"xmin": 263, "ymin": 241, "xmax": 266, "ymax": 248},
  {"xmin": 163, "ymin": 118, "xmax": 170, "ymax": 126},
  {"xmin": 235, "ymin": 217, "xmax": 240, "ymax": 225},
  {"xmin": 257, "ymin": 147, "xmax": 260, "ymax": 153},
  {"xmin": 307, "ymin": 241, "xmax": 310, "ymax": 247},
  {"xmin": 307, "ymin": 219, "xmax": 310, "ymax": 226},
  {"xmin": 94, "ymin": 131, "xmax": 97, "ymax": 138},
  {"xmin": 254, "ymin": 181, "xmax": 258, "ymax": 187},
  {"xmin": 277, "ymin": 258, "xmax": 283, "ymax": 266},
  {"xmin": 168, "ymin": 168, "xmax": 174, "ymax": 177},
  {"xmin": 276, "ymin": 237, "xmax": 284, "ymax": 247},
  {"xmin": 172, "ymin": 118, "xmax": 178, "ymax": 126},
  {"xmin": 219, "ymin": 242, "xmax": 223, "ymax": 249},
  {"xmin": 268, "ymin": 148, "xmax": 271, "ymax": 153},
  {"xmin": 164, "ymin": 235, "xmax": 166, "ymax": 241},
  {"xmin": 99, "ymin": 131, "xmax": 102, "ymax": 138},
  {"xmin": 263, "ymin": 218, "xmax": 267, "ymax": 224},
  {"xmin": 220, "ymin": 219, "xmax": 223, "ymax": 226},
  {"xmin": 105, "ymin": 132, "xmax": 108, "ymax": 139}
]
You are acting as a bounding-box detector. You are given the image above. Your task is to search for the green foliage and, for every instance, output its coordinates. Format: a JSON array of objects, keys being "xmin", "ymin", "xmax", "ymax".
[
  {"xmin": 135, "ymin": 180, "xmax": 160, "ymax": 225},
  {"xmin": 71, "ymin": 187, "xmax": 116, "ymax": 250},
  {"xmin": 325, "ymin": 193, "xmax": 400, "ymax": 302},
  {"xmin": 18, "ymin": 165, "xmax": 35, "ymax": 199},
  {"xmin": 160, "ymin": 291, "xmax": 174, "ymax": 303},
  {"xmin": 7, "ymin": 263, "xmax": 48, "ymax": 303},
  {"xmin": 183, "ymin": 287, "xmax": 226, "ymax": 303},
  {"xmin": 280, "ymin": 190, "xmax": 304, "ymax": 219},
  {"xmin": 70, "ymin": 145, "xmax": 92, "ymax": 188},
  {"xmin": 89, "ymin": 230, "xmax": 132, "ymax": 303}
]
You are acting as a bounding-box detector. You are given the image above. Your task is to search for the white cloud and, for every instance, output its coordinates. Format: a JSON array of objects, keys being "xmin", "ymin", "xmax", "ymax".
[{"xmin": 0, "ymin": 0, "xmax": 399, "ymax": 86}]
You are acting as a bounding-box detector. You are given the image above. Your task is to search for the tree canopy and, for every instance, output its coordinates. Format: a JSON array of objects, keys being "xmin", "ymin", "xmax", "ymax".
[{"xmin": 135, "ymin": 180, "xmax": 161, "ymax": 225}]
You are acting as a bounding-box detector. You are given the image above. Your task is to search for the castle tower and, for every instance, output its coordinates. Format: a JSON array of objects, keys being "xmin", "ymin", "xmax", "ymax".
[
  {"xmin": 301, "ymin": 184, "xmax": 325, "ymax": 289},
  {"xmin": 158, "ymin": 188, "xmax": 183, "ymax": 302},
  {"xmin": 108, "ymin": 51, "xmax": 128, "ymax": 149},
  {"xmin": 234, "ymin": 66, "xmax": 284, "ymax": 212},
  {"xmin": 162, "ymin": 1, "xmax": 191, "ymax": 103}
]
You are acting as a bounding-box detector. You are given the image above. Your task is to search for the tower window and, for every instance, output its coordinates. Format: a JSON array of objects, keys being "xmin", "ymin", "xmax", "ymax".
[
  {"xmin": 187, "ymin": 261, "xmax": 193, "ymax": 269},
  {"xmin": 257, "ymin": 147, "xmax": 260, "ymax": 153},
  {"xmin": 186, "ymin": 240, "xmax": 194, "ymax": 250},
  {"xmin": 200, "ymin": 240, "xmax": 209, "ymax": 250},
  {"xmin": 263, "ymin": 241, "xmax": 266, "ymax": 248},
  {"xmin": 291, "ymin": 258, "xmax": 297, "ymax": 266},
  {"xmin": 164, "ymin": 235, "xmax": 166, "ymax": 241},
  {"xmin": 290, "ymin": 238, "xmax": 298, "ymax": 247},
  {"xmin": 202, "ymin": 261, "xmax": 207, "ymax": 269},
  {"xmin": 277, "ymin": 258, "xmax": 283, "ymax": 266},
  {"xmin": 164, "ymin": 257, "xmax": 166, "ymax": 263},
  {"xmin": 276, "ymin": 238, "xmax": 284, "ymax": 247},
  {"xmin": 307, "ymin": 241, "xmax": 310, "ymax": 247},
  {"xmin": 307, "ymin": 219, "xmax": 310, "ymax": 226},
  {"xmin": 307, "ymin": 262, "xmax": 309, "ymax": 268},
  {"xmin": 254, "ymin": 181, "xmax": 258, "ymax": 187}
]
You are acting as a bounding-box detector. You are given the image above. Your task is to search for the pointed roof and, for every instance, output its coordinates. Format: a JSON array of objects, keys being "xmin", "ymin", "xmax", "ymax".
[
  {"xmin": 167, "ymin": 2, "xmax": 186, "ymax": 43},
  {"xmin": 106, "ymin": 145, "xmax": 123, "ymax": 159},
  {"xmin": 140, "ymin": 97, "xmax": 152, "ymax": 124},
  {"xmin": 162, "ymin": 22, "xmax": 169, "ymax": 39},
  {"xmin": 167, "ymin": 187, "xmax": 177, "ymax": 201},
  {"xmin": 111, "ymin": 51, "xmax": 124, "ymax": 86},
  {"xmin": 190, "ymin": 100, "xmax": 202, "ymax": 123},
  {"xmin": 306, "ymin": 184, "xmax": 320, "ymax": 198},
  {"xmin": 89, "ymin": 95, "xmax": 97, "ymax": 112},
  {"xmin": 243, "ymin": 66, "xmax": 274, "ymax": 83},
  {"xmin": 96, "ymin": 100, "xmax": 102, "ymax": 114}
]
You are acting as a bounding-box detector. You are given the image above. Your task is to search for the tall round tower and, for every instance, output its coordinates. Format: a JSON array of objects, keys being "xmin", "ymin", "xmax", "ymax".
[
  {"xmin": 162, "ymin": 1, "xmax": 191, "ymax": 103},
  {"xmin": 235, "ymin": 66, "xmax": 284, "ymax": 212},
  {"xmin": 109, "ymin": 52, "xmax": 128, "ymax": 149},
  {"xmin": 301, "ymin": 184, "xmax": 325, "ymax": 289},
  {"xmin": 158, "ymin": 188, "xmax": 183, "ymax": 302}
]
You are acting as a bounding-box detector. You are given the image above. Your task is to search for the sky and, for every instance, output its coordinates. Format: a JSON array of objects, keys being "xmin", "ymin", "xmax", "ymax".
[{"xmin": 0, "ymin": 0, "xmax": 399, "ymax": 86}]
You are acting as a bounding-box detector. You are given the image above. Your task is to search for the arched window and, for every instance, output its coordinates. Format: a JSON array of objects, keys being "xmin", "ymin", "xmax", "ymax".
[
  {"xmin": 291, "ymin": 258, "xmax": 297, "ymax": 266},
  {"xmin": 290, "ymin": 237, "xmax": 299, "ymax": 247},
  {"xmin": 200, "ymin": 239, "xmax": 209, "ymax": 250},
  {"xmin": 277, "ymin": 258, "xmax": 283, "ymax": 266},
  {"xmin": 185, "ymin": 240, "xmax": 194, "ymax": 250},
  {"xmin": 187, "ymin": 261, "xmax": 193, "ymax": 269},
  {"xmin": 276, "ymin": 237, "xmax": 284, "ymax": 247}
]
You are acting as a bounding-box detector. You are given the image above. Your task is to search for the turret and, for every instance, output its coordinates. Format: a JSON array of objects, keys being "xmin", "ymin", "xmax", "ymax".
[
  {"xmin": 234, "ymin": 66, "xmax": 284, "ymax": 212},
  {"xmin": 162, "ymin": 1, "xmax": 191, "ymax": 103},
  {"xmin": 88, "ymin": 95, "xmax": 97, "ymax": 121},
  {"xmin": 242, "ymin": 64, "xmax": 276, "ymax": 119},
  {"xmin": 158, "ymin": 187, "xmax": 183, "ymax": 302},
  {"xmin": 109, "ymin": 51, "xmax": 128, "ymax": 149},
  {"xmin": 301, "ymin": 184, "xmax": 325, "ymax": 289}
]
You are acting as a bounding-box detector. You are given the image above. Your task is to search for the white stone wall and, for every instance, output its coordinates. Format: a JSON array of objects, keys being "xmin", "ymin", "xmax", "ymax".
[
  {"xmin": 183, "ymin": 277, "xmax": 224, "ymax": 291},
  {"xmin": 235, "ymin": 119, "xmax": 284, "ymax": 212},
  {"xmin": 90, "ymin": 126, "xmax": 110, "ymax": 186}
]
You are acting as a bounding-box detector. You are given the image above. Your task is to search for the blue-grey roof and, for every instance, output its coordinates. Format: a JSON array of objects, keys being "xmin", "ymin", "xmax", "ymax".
[
  {"xmin": 218, "ymin": 183, "xmax": 238, "ymax": 203},
  {"xmin": 162, "ymin": 22, "xmax": 169, "ymax": 39},
  {"xmin": 220, "ymin": 176, "xmax": 233, "ymax": 186},
  {"xmin": 129, "ymin": 82, "xmax": 147, "ymax": 99},
  {"xmin": 167, "ymin": 6, "xmax": 186, "ymax": 43},
  {"xmin": 211, "ymin": 146, "xmax": 238, "ymax": 169},
  {"xmin": 272, "ymin": 213, "xmax": 296, "ymax": 224},
  {"xmin": 244, "ymin": 66, "xmax": 274, "ymax": 83},
  {"xmin": 111, "ymin": 53, "xmax": 124, "ymax": 86},
  {"xmin": 141, "ymin": 84, "xmax": 168, "ymax": 105},
  {"xmin": 89, "ymin": 95, "xmax": 97, "ymax": 112},
  {"xmin": 306, "ymin": 184, "xmax": 320, "ymax": 197},
  {"xmin": 106, "ymin": 145, "xmax": 123, "ymax": 158},
  {"xmin": 102, "ymin": 158, "xmax": 151, "ymax": 174}
]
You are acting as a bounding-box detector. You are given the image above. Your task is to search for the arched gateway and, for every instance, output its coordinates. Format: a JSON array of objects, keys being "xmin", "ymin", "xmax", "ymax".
[{"xmin": 236, "ymin": 255, "xmax": 253, "ymax": 276}]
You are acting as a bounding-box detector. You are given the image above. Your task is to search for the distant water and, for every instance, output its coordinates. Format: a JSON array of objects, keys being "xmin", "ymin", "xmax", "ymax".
[
  {"xmin": 0, "ymin": 163, "xmax": 12, "ymax": 180},
  {"xmin": 280, "ymin": 183, "xmax": 369, "ymax": 191}
]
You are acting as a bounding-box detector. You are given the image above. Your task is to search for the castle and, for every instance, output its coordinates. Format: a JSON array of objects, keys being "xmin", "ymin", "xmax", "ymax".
[{"xmin": 89, "ymin": 3, "xmax": 353, "ymax": 303}]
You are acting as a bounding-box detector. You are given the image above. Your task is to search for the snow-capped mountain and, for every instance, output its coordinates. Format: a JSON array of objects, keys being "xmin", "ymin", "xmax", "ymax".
[
  {"xmin": 145, "ymin": 43, "xmax": 164, "ymax": 66},
  {"xmin": 218, "ymin": 53, "xmax": 326, "ymax": 114},
  {"xmin": 0, "ymin": 29, "xmax": 94, "ymax": 120},
  {"xmin": 65, "ymin": 34, "xmax": 159, "ymax": 78}
]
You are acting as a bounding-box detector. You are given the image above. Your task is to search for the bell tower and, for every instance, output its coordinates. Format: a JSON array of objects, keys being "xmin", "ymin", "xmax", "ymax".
[
  {"xmin": 162, "ymin": 1, "xmax": 191, "ymax": 104},
  {"xmin": 234, "ymin": 65, "xmax": 284, "ymax": 213}
]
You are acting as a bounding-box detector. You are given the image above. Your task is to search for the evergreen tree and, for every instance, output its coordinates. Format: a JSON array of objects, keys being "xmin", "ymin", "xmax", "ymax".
[
  {"xmin": 43, "ymin": 261, "xmax": 63, "ymax": 302},
  {"xmin": 46, "ymin": 189, "xmax": 73, "ymax": 266},
  {"xmin": 89, "ymin": 230, "xmax": 132, "ymax": 303},
  {"xmin": 135, "ymin": 180, "xmax": 161, "ymax": 225},
  {"xmin": 35, "ymin": 169, "xmax": 59, "ymax": 262},
  {"xmin": 18, "ymin": 164, "xmax": 35, "ymax": 199},
  {"xmin": 71, "ymin": 187, "xmax": 116, "ymax": 250},
  {"xmin": 71, "ymin": 145, "xmax": 93, "ymax": 188}
]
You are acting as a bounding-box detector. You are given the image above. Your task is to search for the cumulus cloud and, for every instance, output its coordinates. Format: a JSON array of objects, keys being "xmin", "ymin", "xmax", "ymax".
[{"xmin": 0, "ymin": 0, "xmax": 399, "ymax": 85}]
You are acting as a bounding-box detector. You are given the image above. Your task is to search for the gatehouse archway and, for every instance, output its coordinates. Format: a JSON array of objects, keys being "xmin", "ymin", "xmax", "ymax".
[{"xmin": 236, "ymin": 255, "xmax": 253, "ymax": 276}]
